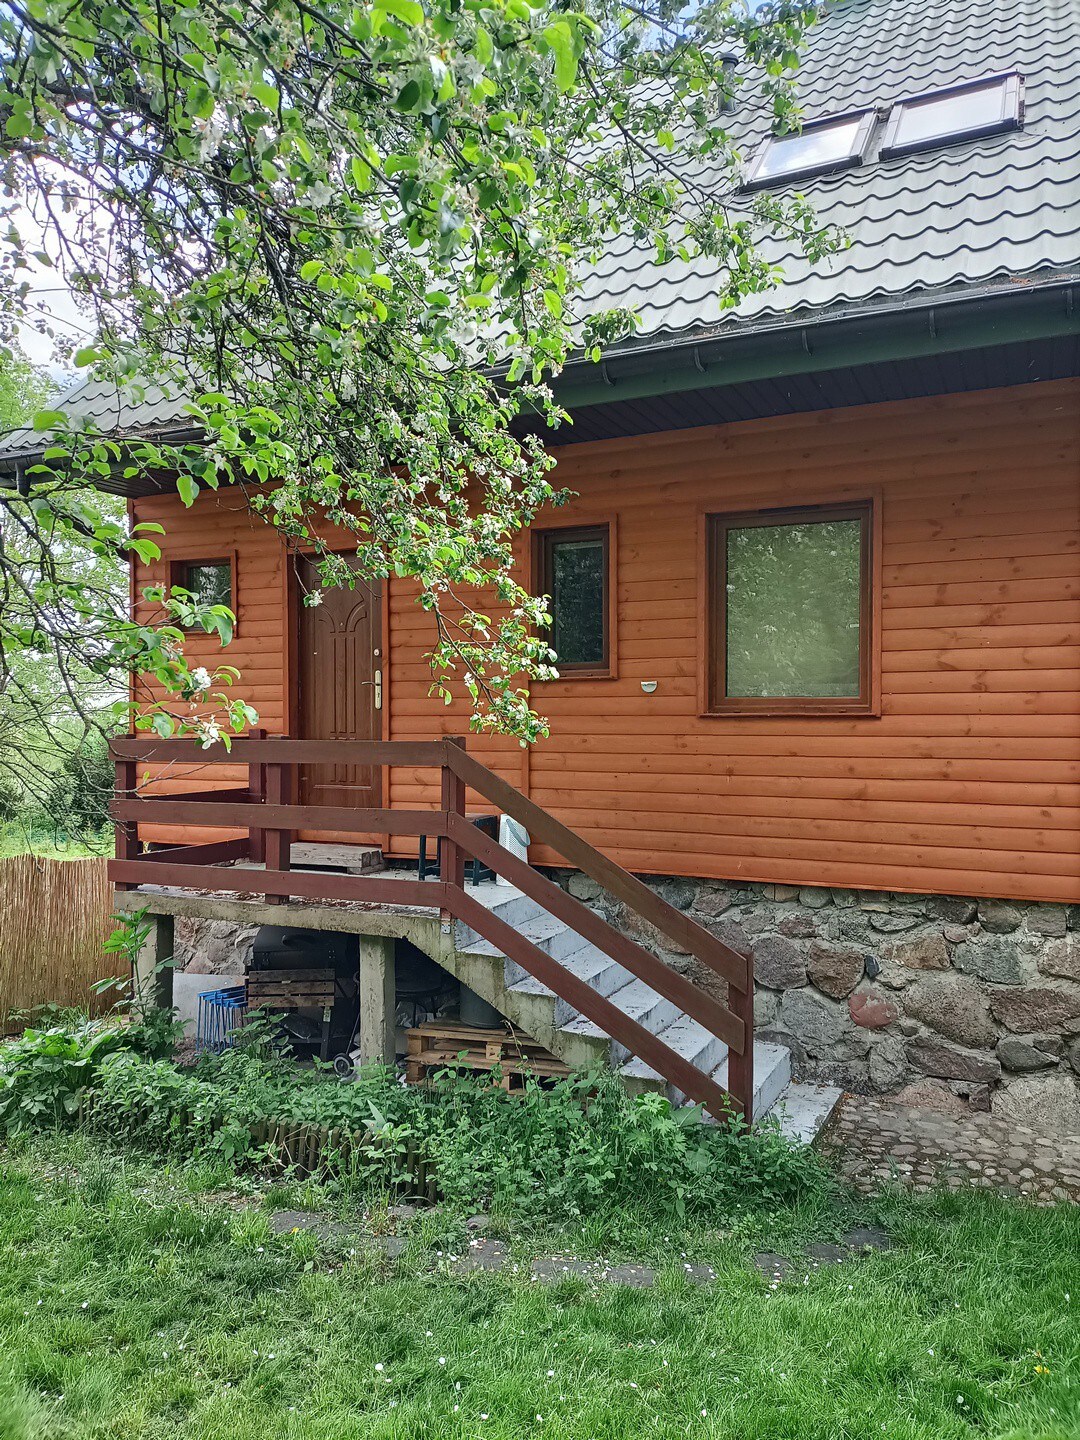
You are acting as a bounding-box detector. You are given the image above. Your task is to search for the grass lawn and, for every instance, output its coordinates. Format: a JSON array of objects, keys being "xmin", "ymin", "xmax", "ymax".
[
  {"xmin": 0, "ymin": 825, "xmax": 111, "ymax": 861},
  {"xmin": 0, "ymin": 1134, "xmax": 1078, "ymax": 1439}
]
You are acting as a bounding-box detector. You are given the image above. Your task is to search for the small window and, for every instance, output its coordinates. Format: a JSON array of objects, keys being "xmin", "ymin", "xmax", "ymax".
[
  {"xmin": 170, "ymin": 558, "xmax": 233, "ymax": 616},
  {"xmin": 743, "ymin": 110, "xmax": 875, "ymax": 190},
  {"xmin": 707, "ymin": 502, "xmax": 874, "ymax": 715},
  {"xmin": 881, "ymin": 73, "xmax": 1023, "ymax": 159},
  {"xmin": 534, "ymin": 525, "xmax": 611, "ymax": 676}
]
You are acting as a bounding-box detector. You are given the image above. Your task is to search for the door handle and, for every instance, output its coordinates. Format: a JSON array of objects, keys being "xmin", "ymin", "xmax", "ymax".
[{"xmin": 374, "ymin": 668, "xmax": 383, "ymax": 710}]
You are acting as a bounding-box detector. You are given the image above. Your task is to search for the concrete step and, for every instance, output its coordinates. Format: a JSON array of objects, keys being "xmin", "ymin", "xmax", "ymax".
[
  {"xmin": 465, "ymin": 912, "xmax": 594, "ymax": 969},
  {"xmin": 561, "ymin": 979, "xmax": 681, "ymax": 1057},
  {"xmin": 446, "ymin": 882, "xmax": 806, "ymax": 1130},
  {"xmin": 621, "ymin": 1038, "xmax": 791, "ymax": 1121},
  {"xmin": 770, "ymin": 1081, "xmax": 845, "ymax": 1144},
  {"xmin": 453, "ymin": 884, "xmax": 547, "ymax": 948}
]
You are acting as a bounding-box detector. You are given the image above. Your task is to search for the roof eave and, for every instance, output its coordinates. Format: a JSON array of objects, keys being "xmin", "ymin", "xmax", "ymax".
[{"xmin": 550, "ymin": 274, "xmax": 1080, "ymax": 412}]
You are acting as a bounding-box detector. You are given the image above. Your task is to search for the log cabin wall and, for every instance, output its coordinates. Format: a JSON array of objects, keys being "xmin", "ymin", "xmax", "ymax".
[{"xmin": 130, "ymin": 376, "xmax": 1080, "ymax": 905}]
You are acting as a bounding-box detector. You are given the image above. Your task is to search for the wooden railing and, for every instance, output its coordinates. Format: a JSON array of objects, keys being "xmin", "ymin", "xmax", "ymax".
[{"xmin": 109, "ymin": 735, "xmax": 754, "ymax": 1118}]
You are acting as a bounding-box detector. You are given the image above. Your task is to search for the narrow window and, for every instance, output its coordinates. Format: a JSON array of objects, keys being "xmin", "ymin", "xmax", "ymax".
[
  {"xmin": 707, "ymin": 502, "xmax": 874, "ymax": 715},
  {"xmin": 170, "ymin": 558, "xmax": 233, "ymax": 616},
  {"xmin": 881, "ymin": 73, "xmax": 1023, "ymax": 159},
  {"xmin": 743, "ymin": 110, "xmax": 875, "ymax": 190},
  {"xmin": 534, "ymin": 525, "xmax": 610, "ymax": 676}
]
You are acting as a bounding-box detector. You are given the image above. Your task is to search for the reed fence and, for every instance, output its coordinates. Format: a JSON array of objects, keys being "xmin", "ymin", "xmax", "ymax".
[{"xmin": 0, "ymin": 854, "xmax": 117, "ymax": 1033}]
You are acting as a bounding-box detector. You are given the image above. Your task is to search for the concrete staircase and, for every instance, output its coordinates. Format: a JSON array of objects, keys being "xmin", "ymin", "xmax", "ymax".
[{"xmin": 440, "ymin": 881, "xmax": 837, "ymax": 1130}]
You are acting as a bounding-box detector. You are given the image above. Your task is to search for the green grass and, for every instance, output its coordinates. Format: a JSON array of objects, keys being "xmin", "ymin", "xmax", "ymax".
[
  {"xmin": 0, "ymin": 1134, "xmax": 1078, "ymax": 1439},
  {"xmin": 0, "ymin": 824, "xmax": 111, "ymax": 860}
]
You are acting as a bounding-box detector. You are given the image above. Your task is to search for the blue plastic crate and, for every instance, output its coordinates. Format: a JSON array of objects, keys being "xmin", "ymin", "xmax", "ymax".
[{"xmin": 195, "ymin": 986, "xmax": 247, "ymax": 1055}]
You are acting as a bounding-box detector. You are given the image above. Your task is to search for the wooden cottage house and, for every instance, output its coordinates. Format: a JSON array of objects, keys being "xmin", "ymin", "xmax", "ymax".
[{"xmin": 3, "ymin": 0, "xmax": 1079, "ymax": 1134}]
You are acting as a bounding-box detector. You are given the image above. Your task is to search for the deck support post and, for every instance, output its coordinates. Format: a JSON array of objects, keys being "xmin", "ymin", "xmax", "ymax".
[
  {"xmin": 132, "ymin": 911, "xmax": 175, "ymax": 1016},
  {"xmin": 357, "ymin": 933, "xmax": 396, "ymax": 1068}
]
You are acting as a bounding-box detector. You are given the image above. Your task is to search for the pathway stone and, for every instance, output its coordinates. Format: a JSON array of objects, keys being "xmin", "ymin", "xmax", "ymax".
[
  {"xmin": 270, "ymin": 1209, "xmax": 352, "ymax": 1241},
  {"xmin": 753, "ymin": 1251, "xmax": 792, "ymax": 1280},
  {"xmin": 454, "ymin": 1238, "xmax": 510, "ymax": 1273},
  {"xmin": 840, "ymin": 1225, "xmax": 894, "ymax": 1252},
  {"xmin": 601, "ymin": 1263, "xmax": 656, "ymax": 1288},
  {"xmin": 805, "ymin": 1242, "xmax": 848, "ymax": 1266},
  {"xmin": 681, "ymin": 1263, "xmax": 718, "ymax": 1285},
  {"xmin": 821, "ymin": 1094, "xmax": 1080, "ymax": 1204},
  {"xmin": 530, "ymin": 1256, "xmax": 595, "ymax": 1283}
]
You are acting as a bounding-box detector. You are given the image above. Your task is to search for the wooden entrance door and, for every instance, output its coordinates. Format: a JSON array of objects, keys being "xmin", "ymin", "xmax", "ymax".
[{"xmin": 295, "ymin": 554, "xmax": 382, "ymax": 809}]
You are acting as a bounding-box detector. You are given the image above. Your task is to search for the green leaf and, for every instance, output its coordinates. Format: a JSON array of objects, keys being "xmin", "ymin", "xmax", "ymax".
[
  {"xmin": 300, "ymin": 259, "xmax": 325, "ymax": 281},
  {"xmin": 374, "ymin": 0, "xmax": 424, "ymax": 25},
  {"xmin": 395, "ymin": 79, "xmax": 424, "ymax": 112},
  {"xmin": 32, "ymin": 410, "xmax": 67, "ymax": 431},
  {"xmin": 176, "ymin": 475, "xmax": 199, "ymax": 507},
  {"xmin": 474, "ymin": 26, "xmax": 493, "ymax": 66},
  {"xmin": 350, "ymin": 155, "xmax": 371, "ymax": 192},
  {"xmin": 543, "ymin": 21, "xmax": 578, "ymax": 93}
]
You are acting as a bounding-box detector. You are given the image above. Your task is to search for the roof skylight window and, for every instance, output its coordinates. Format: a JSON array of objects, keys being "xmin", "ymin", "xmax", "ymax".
[
  {"xmin": 743, "ymin": 110, "xmax": 875, "ymax": 190},
  {"xmin": 880, "ymin": 72, "xmax": 1024, "ymax": 158}
]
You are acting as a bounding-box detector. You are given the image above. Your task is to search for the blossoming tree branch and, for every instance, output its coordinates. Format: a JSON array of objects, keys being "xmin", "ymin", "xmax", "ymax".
[{"xmin": 0, "ymin": 0, "xmax": 835, "ymax": 746}]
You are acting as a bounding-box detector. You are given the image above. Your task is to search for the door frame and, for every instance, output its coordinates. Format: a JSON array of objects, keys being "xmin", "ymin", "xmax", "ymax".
[{"xmin": 282, "ymin": 541, "xmax": 391, "ymax": 843}]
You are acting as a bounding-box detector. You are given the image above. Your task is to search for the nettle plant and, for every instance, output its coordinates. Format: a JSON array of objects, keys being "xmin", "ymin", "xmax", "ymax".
[{"xmin": 1, "ymin": 0, "xmax": 837, "ymax": 741}]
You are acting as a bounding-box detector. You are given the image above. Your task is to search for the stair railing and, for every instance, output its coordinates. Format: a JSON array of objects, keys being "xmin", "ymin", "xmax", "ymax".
[{"xmin": 109, "ymin": 733, "xmax": 754, "ymax": 1118}]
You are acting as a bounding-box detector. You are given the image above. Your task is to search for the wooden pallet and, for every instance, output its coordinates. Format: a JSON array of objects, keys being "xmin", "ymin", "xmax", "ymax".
[
  {"xmin": 246, "ymin": 968, "xmax": 338, "ymax": 1058},
  {"xmin": 245, "ymin": 968, "xmax": 337, "ymax": 1011},
  {"xmin": 404, "ymin": 1021, "xmax": 570, "ymax": 1090}
]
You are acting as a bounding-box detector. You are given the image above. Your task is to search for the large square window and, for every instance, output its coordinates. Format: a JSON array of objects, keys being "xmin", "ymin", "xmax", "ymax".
[
  {"xmin": 707, "ymin": 501, "xmax": 874, "ymax": 714},
  {"xmin": 533, "ymin": 524, "xmax": 611, "ymax": 676}
]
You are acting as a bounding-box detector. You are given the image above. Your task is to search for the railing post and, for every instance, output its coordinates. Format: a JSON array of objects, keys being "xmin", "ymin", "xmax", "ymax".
[
  {"xmin": 726, "ymin": 956, "xmax": 755, "ymax": 1124},
  {"xmin": 113, "ymin": 742, "xmax": 139, "ymax": 891},
  {"xmin": 263, "ymin": 739, "xmax": 293, "ymax": 905},
  {"xmin": 440, "ymin": 736, "xmax": 467, "ymax": 915},
  {"xmin": 247, "ymin": 727, "xmax": 267, "ymax": 864}
]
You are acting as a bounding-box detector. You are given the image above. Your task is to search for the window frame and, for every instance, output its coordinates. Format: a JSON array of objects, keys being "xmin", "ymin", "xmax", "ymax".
[
  {"xmin": 703, "ymin": 499, "xmax": 878, "ymax": 718},
  {"xmin": 168, "ymin": 552, "xmax": 238, "ymax": 633},
  {"xmin": 531, "ymin": 520, "xmax": 616, "ymax": 680},
  {"xmin": 742, "ymin": 108, "xmax": 877, "ymax": 191},
  {"xmin": 880, "ymin": 71, "xmax": 1024, "ymax": 160}
]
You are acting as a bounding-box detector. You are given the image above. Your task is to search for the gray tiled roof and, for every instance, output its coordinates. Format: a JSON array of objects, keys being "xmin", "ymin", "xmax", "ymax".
[
  {"xmin": 0, "ymin": 376, "xmax": 196, "ymax": 473},
  {"xmin": 582, "ymin": 0, "xmax": 1080, "ymax": 346},
  {"xmin": 2, "ymin": 0, "xmax": 1077, "ymax": 469}
]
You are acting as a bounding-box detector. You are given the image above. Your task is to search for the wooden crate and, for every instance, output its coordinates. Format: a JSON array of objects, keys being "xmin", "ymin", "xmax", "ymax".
[{"xmin": 405, "ymin": 1021, "xmax": 570, "ymax": 1090}]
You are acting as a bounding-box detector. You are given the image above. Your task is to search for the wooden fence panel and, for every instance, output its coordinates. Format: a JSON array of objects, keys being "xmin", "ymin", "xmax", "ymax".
[{"xmin": 0, "ymin": 855, "xmax": 116, "ymax": 1032}]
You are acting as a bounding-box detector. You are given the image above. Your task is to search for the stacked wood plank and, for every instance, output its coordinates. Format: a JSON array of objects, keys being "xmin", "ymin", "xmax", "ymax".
[{"xmin": 245, "ymin": 968, "xmax": 336, "ymax": 1011}]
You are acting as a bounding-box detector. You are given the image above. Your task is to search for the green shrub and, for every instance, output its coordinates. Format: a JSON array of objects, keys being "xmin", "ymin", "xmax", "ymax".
[
  {"xmin": 85, "ymin": 1046, "xmax": 830, "ymax": 1223},
  {"xmin": 0, "ymin": 1023, "xmax": 128, "ymax": 1130}
]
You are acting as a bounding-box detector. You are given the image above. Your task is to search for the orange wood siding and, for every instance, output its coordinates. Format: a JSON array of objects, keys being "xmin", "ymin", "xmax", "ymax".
[{"xmin": 132, "ymin": 377, "xmax": 1080, "ymax": 903}]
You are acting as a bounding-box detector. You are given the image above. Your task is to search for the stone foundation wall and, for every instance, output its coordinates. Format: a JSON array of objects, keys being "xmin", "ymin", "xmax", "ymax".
[
  {"xmin": 556, "ymin": 871, "xmax": 1080, "ymax": 1136},
  {"xmin": 174, "ymin": 917, "xmax": 257, "ymax": 976}
]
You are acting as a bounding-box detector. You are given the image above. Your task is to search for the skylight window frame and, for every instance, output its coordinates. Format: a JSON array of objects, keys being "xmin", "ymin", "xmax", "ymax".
[
  {"xmin": 742, "ymin": 108, "xmax": 877, "ymax": 192},
  {"xmin": 880, "ymin": 71, "xmax": 1025, "ymax": 160}
]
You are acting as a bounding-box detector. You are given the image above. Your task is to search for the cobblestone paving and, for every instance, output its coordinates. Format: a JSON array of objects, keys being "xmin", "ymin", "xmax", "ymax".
[{"xmin": 821, "ymin": 1094, "xmax": 1080, "ymax": 1204}]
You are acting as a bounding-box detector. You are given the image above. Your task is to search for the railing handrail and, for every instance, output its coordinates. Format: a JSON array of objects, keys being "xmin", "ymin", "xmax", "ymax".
[
  {"xmin": 443, "ymin": 744, "xmax": 751, "ymax": 995},
  {"xmin": 447, "ymin": 813, "xmax": 744, "ymax": 1053},
  {"xmin": 109, "ymin": 731, "xmax": 754, "ymax": 1118},
  {"xmin": 110, "ymin": 737, "xmax": 446, "ymax": 765},
  {"xmin": 451, "ymin": 888, "xmax": 737, "ymax": 1117}
]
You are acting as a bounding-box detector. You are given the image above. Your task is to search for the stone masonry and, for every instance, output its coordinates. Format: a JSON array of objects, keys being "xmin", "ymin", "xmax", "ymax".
[
  {"xmin": 556, "ymin": 870, "xmax": 1080, "ymax": 1138},
  {"xmin": 174, "ymin": 915, "xmax": 258, "ymax": 976}
]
